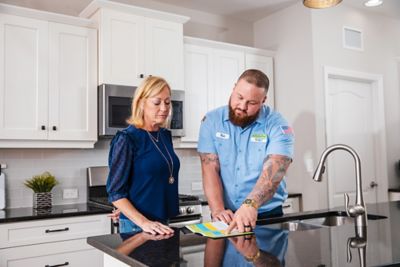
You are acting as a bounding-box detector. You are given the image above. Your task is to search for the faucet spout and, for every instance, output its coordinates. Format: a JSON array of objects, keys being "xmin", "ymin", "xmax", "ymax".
[{"xmin": 313, "ymin": 144, "xmax": 367, "ymax": 228}]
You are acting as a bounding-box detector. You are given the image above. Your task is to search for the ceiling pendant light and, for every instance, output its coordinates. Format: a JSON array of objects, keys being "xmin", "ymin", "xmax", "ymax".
[{"xmin": 303, "ymin": 0, "xmax": 343, "ymax": 9}]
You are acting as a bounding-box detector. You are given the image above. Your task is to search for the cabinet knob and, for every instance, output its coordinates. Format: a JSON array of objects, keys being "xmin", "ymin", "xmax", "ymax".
[
  {"xmin": 139, "ymin": 74, "xmax": 144, "ymax": 78},
  {"xmin": 370, "ymin": 181, "xmax": 378, "ymax": 188},
  {"xmin": 52, "ymin": 126, "xmax": 57, "ymax": 131},
  {"xmin": 41, "ymin": 125, "xmax": 46, "ymax": 130}
]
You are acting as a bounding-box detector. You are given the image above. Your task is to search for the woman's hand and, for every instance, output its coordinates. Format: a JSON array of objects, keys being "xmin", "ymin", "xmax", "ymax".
[
  {"xmin": 108, "ymin": 208, "xmax": 121, "ymax": 223},
  {"xmin": 140, "ymin": 220, "xmax": 174, "ymax": 235}
]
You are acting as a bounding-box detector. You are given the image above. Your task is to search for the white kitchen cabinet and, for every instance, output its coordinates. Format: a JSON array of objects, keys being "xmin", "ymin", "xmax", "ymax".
[
  {"xmin": 0, "ymin": 214, "xmax": 110, "ymax": 267},
  {"xmin": 0, "ymin": 10, "xmax": 97, "ymax": 148},
  {"xmin": 245, "ymin": 54, "xmax": 275, "ymax": 108},
  {"xmin": 389, "ymin": 191, "xmax": 400, "ymax": 201},
  {"xmin": 0, "ymin": 239, "xmax": 102, "ymax": 267},
  {"xmin": 181, "ymin": 37, "xmax": 275, "ymax": 145},
  {"xmin": 83, "ymin": 1, "xmax": 188, "ymax": 89},
  {"xmin": 282, "ymin": 196, "xmax": 301, "ymax": 214}
]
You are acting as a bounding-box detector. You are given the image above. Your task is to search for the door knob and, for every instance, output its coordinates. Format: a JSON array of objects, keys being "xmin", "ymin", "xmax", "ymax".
[{"xmin": 370, "ymin": 181, "xmax": 378, "ymax": 188}]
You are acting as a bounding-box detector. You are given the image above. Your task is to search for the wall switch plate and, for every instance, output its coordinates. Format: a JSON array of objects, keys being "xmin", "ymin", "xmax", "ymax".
[
  {"xmin": 63, "ymin": 188, "xmax": 78, "ymax": 199},
  {"xmin": 191, "ymin": 181, "xmax": 202, "ymax": 191}
]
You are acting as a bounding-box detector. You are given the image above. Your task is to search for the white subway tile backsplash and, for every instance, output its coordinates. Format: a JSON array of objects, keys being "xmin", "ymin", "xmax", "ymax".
[{"xmin": 1, "ymin": 142, "xmax": 203, "ymax": 208}]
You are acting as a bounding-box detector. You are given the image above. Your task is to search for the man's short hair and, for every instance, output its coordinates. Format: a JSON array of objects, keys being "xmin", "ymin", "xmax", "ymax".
[{"xmin": 238, "ymin": 69, "xmax": 270, "ymax": 94}]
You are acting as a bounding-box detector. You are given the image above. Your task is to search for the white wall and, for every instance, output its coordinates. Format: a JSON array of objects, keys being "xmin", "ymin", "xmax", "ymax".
[
  {"xmin": 254, "ymin": 3, "xmax": 400, "ymax": 210},
  {"xmin": 254, "ymin": 3, "xmax": 327, "ymax": 211},
  {"xmin": 0, "ymin": 143, "xmax": 202, "ymax": 208},
  {"xmin": 112, "ymin": 0, "xmax": 254, "ymax": 46},
  {"xmin": 311, "ymin": 5, "xmax": 400, "ymax": 190}
]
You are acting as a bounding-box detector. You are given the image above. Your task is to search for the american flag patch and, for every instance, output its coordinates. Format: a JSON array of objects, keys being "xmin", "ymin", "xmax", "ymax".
[{"xmin": 280, "ymin": 126, "xmax": 294, "ymax": 135}]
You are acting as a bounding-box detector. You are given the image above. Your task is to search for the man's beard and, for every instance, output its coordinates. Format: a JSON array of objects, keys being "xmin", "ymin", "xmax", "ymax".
[{"xmin": 229, "ymin": 103, "xmax": 260, "ymax": 128}]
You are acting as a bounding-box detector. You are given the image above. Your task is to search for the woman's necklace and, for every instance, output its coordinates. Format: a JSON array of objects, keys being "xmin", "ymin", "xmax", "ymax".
[
  {"xmin": 147, "ymin": 130, "xmax": 160, "ymax": 142},
  {"xmin": 146, "ymin": 130, "xmax": 175, "ymax": 184}
]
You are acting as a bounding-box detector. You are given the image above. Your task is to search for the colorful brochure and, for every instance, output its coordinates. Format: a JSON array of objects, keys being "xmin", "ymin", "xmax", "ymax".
[{"xmin": 185, "ymin": 221, "xmax": 253, "ymax": 238}]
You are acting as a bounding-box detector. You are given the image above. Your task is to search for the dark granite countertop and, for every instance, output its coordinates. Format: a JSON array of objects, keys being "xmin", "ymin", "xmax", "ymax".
[
  {"xmin": 0, "ymin": 203, "xmax": 111, "ymax": 224},
  {"xmin": 197, "ymin": 192, "xmax": 302, "ymax": 206},
  {"xmin": 388, "ymin": 188, "xmax": 400, "ymax": 192},
  {"xmin": 87, "ymin": 201, "xmax": 400, "ymax": 267}
]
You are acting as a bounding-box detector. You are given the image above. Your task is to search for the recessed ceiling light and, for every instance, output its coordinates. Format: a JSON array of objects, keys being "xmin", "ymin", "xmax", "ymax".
[{"xmin": 364, "ymin": 0, "xmax": 383, "ymax": 7}]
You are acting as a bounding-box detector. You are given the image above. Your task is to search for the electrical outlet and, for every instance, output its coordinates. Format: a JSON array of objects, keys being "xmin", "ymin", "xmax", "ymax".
[
  {"xmin": 63, "ymin": 188, "xmax": 78, "ymax": 199},
  {"xmin": 191, "ymin": 181, "xmax": 202, "ymax": 191}
]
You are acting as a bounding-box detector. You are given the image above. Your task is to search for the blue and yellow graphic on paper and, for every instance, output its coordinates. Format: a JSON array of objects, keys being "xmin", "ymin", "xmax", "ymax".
[{"xmin": 185, "ymin": 221, "xmax": 253, "ymax": 238}]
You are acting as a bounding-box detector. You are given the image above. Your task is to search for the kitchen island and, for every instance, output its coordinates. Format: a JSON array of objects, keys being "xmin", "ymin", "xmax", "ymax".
[{"xmin": 87, "ymin": 201, "xmax": 400, "ymax": 266}]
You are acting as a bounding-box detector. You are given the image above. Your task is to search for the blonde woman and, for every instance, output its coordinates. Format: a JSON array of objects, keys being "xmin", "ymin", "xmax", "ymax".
[{"xmin": 107, "ymin": 76, "xmax": 179, "ymax": 235}]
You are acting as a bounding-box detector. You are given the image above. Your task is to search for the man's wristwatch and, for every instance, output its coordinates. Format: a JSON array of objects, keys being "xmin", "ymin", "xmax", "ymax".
[
  {"xmin": 242, "ymin": 198, "xmax": 258, "ymax": 210},
  {"xmin": 244, "ymin": 249, "xmax": 261, "ymax": 262}
]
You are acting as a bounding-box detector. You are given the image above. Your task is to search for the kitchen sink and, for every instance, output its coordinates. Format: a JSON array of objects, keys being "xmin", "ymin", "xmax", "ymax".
[
  {"xmin": 263, "ymin": 221, "xmax": 322, "ymax": 231},
  {"xmin": 301, "ymin": 212, "xmax": 387, "ymax": 227},
  {"xmin": 262, "ymin": 211, "xmax": 387, "ymax": 231}
]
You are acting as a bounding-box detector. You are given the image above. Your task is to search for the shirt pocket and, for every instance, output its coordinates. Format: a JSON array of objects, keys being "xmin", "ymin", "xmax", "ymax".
[
  {"xmin": 249, "ymin": 142, "xmax": 267, "ymax": 172},
  {"xmin": 214, "ymin": 139, "xmax": 231, "ymax": 166}
]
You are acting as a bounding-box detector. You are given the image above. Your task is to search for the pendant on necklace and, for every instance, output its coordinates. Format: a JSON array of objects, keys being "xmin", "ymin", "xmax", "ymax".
[{"xmin": 169, "ymin": 176, "xmax": 175, "ymax": 184}]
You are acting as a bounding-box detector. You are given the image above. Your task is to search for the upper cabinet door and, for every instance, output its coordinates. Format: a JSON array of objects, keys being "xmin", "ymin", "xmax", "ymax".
[
  {"xmin": 181, "ymin": 44, "xmax": 214, "ymax": 143},
  {"xmin": 48, "ymin": 23, "xmax": 97, "ymax": 141},
  {"xmin": 245, "ymin": 54, "xmax": 274, "ymax": 108},
  {"xmin": 101, "ymin": 10, "xmax": 145, "ymax": 86},
  {"xmin": 145, "ymin": 18, "xmax": 184, "ymax": 90},
  {"xmin": 211, "ymin": 49, "xmax": 244, "ymax": 110},
  {"xmin": 0, "ymin": 14, "xmax": 49, "ymax": 140}
]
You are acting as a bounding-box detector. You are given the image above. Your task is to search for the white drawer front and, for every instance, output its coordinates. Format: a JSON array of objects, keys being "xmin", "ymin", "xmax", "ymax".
[
  {"xmin": 0, "ymin": 215, "xmax": 110, "ymax": 248},
  {"xmin": 0, "ymin": 238, "xmax": 103, "ymax": 267}
]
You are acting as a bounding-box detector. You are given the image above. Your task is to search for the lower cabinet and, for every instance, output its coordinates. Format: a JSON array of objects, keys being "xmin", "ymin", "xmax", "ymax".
[
  {"xmin": 0, "ymin": 238, "xmax": 102, "ymax": 267},
  {"xmin": 0, "ymin": 214, "xmax": 111, "ymax": 266},
  {"xmin": 282, "ymin": 196, "xmax": 301, "ymax": 214},
  {"xmin": 389, "ymin": 192, "xmax": 400, "ymax": 201}
]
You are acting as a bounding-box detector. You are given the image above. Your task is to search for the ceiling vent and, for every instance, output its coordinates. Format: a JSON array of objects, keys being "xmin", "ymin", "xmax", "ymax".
[{"xmin": 343, "ymin": 26, "xmax": 363, "ymax": 51}]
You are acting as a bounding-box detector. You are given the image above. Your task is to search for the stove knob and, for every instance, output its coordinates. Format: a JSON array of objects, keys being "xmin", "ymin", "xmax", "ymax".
[
  {"xmin": 186, "ymin": 206, "xmax": 195, "ymax": 214},
  {"xmin": 179, "ymin": 207, "xmax": 186, "ymax": 215}
]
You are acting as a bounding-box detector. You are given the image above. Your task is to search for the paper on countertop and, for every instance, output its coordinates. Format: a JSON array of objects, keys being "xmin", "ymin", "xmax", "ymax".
[{"xmin": 185, "ymin": 221, "xmax": 253, "ymax": 239}]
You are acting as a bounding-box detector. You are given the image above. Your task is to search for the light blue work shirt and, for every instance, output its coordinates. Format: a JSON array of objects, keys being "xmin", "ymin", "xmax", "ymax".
[{"xmin": 197, "ymin": 105, "xmax": 294, "ymax": 213}]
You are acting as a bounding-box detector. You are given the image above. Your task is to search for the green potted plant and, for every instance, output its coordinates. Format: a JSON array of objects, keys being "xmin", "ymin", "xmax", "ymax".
[{"xmin": 24, "ymin": 171, "xmax": 58, "ymax": 209}]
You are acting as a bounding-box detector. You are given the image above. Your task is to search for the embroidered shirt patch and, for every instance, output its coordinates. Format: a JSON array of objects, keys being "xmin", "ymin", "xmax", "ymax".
[
  {"xmin": 250, "ymin": 133, "xmax": 267, "ymax": 143},
  {"xmin": 216, "ymin": 132, "xmax": 230, "ymax": 139},
  {"xmin": 280, "ymin": 126, "xmax": 294, "ymax": 135}
]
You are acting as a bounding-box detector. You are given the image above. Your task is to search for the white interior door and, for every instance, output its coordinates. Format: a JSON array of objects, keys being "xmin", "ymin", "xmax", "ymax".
[{"xmin": 325, "ymin": 68, "xmax": 387, "ymax": 207}]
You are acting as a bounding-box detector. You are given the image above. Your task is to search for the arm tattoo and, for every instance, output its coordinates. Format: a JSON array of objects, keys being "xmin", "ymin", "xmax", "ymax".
[
  {"xmin": 248, "ymin": 155, "xmax": 292, "ymax": 206},
  {"xmin": 199, "ymin": 153, "xmax": 220, "ymax": 173}
]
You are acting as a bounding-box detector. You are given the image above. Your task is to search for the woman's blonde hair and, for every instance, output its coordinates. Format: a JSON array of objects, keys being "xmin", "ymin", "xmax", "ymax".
[{"xmin": 127, "ymin": 76, "xmax": 171, "ymax": 128}]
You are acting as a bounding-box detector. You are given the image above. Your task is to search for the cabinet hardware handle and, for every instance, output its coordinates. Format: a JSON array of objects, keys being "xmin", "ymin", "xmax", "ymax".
[
  {"xmin": 41, "ymin": 125, "xmax": 46, "ymax": 130},
  {"xmin": 45, "ymin": 262, "xmax": 69, "ymax": 267},
  {"xmin": 139, "ymin": 74, "xmax": 144, "ymax": 78},
  {"xmin": 52, "ymin": 126, "xmax": 57, "ymax": 131},
  {"xmin": 282, "ymin": 204, "xmax": 291, "ymax": 208},
  {"xmin": 45, "ymin": 227, "xmax": 69, "ymax": 233}
]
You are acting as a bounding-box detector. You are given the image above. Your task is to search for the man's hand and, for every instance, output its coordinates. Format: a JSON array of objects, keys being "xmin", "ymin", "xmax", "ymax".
[
  {"xmin": 226, "ymin": 205, "xmax": 257, "ymax": 234},
  {"xmin": 211, "ymin": 209, "xmax": 234, "ymax": 224}
]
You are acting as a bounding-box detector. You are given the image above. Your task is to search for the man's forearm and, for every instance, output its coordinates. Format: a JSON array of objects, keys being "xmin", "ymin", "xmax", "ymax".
[
  {"xmin": 199, "ymin": 153, "xmax": 225, "ymax": 213},
  {"xmin": 248, "ymin": 155, "xmax": 292, "ymax": 208}
]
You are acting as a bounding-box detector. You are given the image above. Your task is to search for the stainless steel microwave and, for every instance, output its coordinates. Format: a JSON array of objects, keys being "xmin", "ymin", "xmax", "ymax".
[{"xmin": 98, "ymin": 84, "xmax": 184, "ymax": 137}]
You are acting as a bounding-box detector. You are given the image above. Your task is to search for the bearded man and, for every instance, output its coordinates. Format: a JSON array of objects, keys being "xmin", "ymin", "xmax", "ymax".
[{"xmin": 197, "ymin": 69, "xmax": 294, "ymax": 233}]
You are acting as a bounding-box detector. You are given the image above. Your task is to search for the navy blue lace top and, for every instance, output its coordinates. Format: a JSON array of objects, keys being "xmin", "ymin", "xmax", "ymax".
[{"xmin": 106, "ymin": 125, "xmax": 180, "ymax": 222}]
